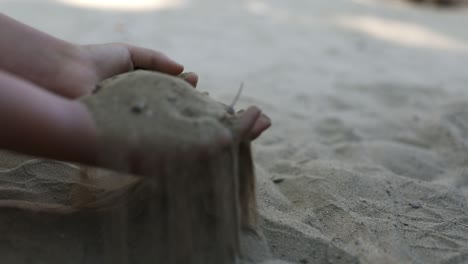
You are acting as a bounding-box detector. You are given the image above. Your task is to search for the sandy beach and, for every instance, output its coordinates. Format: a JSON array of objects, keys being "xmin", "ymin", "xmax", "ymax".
[{"xmin": 1, "ymin": 0, "xmax": 468, "ymax": 263}]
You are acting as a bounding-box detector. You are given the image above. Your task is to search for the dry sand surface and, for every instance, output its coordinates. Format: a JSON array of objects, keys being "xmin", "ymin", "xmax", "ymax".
[{"xmin": 1, "ymin": 0, "xmax": 468, "ymax": 263}]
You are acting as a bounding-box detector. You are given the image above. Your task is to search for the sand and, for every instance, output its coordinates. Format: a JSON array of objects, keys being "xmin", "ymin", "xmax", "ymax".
[
  {"xmin": 1, "ymin": 0, "xmax": 468, "ymax": 263},
  {"xmin": 0, "ymin": 71, "xmax": 262, "ymax": 264}
]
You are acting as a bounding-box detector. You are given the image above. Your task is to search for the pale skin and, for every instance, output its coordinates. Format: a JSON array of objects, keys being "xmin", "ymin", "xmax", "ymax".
[{"xmin": 0, "ymin": 13, "xmax": 271, "ymax": 171}]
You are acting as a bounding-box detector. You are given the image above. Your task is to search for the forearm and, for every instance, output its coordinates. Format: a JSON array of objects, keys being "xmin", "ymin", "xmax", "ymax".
[
  {"xmin": 0, "ymin": 13, "xmax": 91, "ymax": 97},
  {"xmin": 0, "ymin": 70, "xmax": 99, "ymax": 165}
]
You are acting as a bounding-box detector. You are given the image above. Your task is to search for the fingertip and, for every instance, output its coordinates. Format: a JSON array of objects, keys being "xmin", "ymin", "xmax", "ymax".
[
  {"xmin": 234, "ymin": 106, "xmax": 262, "ymax": 140},
  {"xmin": 126, "ymin": 44, "xmax": 184, "ymax": 75},
  {"xmin": 163, "ymin": 59, "xmax": 184, "ymax": 75},
  {"xmin": 245, "ymin": 106, "xmax": 262, "ymax": 119},
  {"xmin": 250, "ymin": 114, "xmax": 271, "ymax": 140},
  {"xmin": 156, "ymin": 52, "xmax": 184, "ymax": 74},
  {"xmin": 172, "ymin": 62, "xmax": 184, "ymax": 74},
  {"xmin": 185, "ymin": 72, "xmax": 198, "ymax": 88}
]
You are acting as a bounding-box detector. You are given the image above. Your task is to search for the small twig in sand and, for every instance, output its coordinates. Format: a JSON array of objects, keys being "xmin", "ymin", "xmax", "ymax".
[{"xmin": 227, "ymin": 82, "xmax": 244, "ymax": 114}]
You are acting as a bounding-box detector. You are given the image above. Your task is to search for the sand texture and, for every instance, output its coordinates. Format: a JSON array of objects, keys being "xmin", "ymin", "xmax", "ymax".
[{"xmin": 1, "ymin": 0, "xmax": 468, "ymax": 263}]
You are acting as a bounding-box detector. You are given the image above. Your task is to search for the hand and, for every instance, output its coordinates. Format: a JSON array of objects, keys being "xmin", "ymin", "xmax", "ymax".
[
  {"xmin": 48, "ymin": 43, "xmax": 198, "ymax": 99},
  {"xmin": 85, "ymin": 43, "xmax": 198, "ymax": 86},
  {"xmin": 0, "ymin": 14, "xmax": 198, "ymax": 98}
]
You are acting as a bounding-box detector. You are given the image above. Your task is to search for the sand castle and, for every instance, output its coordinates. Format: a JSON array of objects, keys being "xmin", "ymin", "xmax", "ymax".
[{"xmin": 0, "ymin": 71, "xmax": 259, "ymax": 264}]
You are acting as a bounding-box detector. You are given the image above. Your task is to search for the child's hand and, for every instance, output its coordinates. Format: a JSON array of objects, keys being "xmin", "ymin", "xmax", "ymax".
[
  {"xmin": 0, "ymin": 13, "xmax": 197, "ymax": 99},
  {"xmin": 84, "ymin": 43, "xmax": 198, "ymax": 90},
  {"xmin": 52, "ymin": 43, "xmax": 198, "ymax": 99}
]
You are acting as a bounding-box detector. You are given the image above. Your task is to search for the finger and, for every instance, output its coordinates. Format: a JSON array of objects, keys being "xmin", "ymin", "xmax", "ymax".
[
  {"xmin": 232, "ymin": 106, "xmax": 262, "ymax": 141},
  {"xmin": 249, "ymin": 113, "xmax": 271, "ymax": 140},
  {"xmin": 178, "ymin": 72, "xmax": 198, "ymax": 88},
  {"xmin": 126, "ymin": 45, "xmax": 184, "ymax": 75}
]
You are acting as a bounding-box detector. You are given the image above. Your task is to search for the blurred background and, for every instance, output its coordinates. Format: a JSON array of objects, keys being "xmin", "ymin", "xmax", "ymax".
[{"xmin": 2, "ymin": 0, "xmax": 467, "ymax": 109}]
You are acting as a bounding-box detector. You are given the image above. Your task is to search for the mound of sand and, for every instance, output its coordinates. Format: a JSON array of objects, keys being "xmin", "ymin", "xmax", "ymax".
[{"xmin": 0, "ymin": 71, "xmax": 262, "ymax": 264}]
